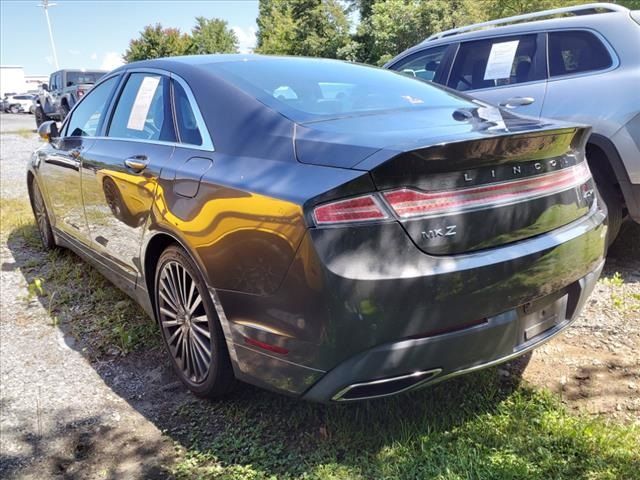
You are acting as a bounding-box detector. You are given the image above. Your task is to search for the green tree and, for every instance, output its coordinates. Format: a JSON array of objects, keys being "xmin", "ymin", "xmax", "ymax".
[
  {"xmin": 123, "ymin": 24, "xmax": 191, "ymax": 62},
  {"xmin": 256, "ymin": 0, "xmax": 351, "ymax": 58},
  {"xmin": 478, "ymin": 0, "xmax": 640, "ymax": 20},
  {"xmin": 356, "ymin": 0, "xmax": 485, "ymax": 65},
  {"xmin": 190, "ymin": 16, "xmax": 239, "ymax": 54}
]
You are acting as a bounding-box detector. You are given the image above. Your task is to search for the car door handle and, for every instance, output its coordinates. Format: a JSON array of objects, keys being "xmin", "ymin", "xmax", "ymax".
[
  {"xmin": 124, "ymin": 155, "xmax": 148, "ymax": 173},
  {"xmin": 499, "ymin": 97, "xmax": 535, "ymax": 108}
]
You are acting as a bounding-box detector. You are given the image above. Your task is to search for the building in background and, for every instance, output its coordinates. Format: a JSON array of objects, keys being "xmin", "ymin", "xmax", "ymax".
[
  {"xmin": 25, "ymin": 74, "xmax": 49, "ymax": 92},
  {"xmin": 0, "ymin": 66, "xmax": 48, "ymax": 96}
]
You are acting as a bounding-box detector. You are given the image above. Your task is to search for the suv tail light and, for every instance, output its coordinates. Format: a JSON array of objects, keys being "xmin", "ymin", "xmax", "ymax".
[
  {"xmin": 383, "ymin": 161, "xmax": 592, "ymax": 219},
  {"xmin": 313, "ymin": 195, "xmax": 388, "ymax": 225},
  {"xmin": 77, "ymin": 89, "xmax": 85, "ymax": 98}
]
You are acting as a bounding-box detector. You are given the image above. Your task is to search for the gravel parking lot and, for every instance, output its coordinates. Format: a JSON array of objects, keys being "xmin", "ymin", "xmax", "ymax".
[{"xmin": 0, "ymin": 112, "xmax": 638, "ymax": 478}]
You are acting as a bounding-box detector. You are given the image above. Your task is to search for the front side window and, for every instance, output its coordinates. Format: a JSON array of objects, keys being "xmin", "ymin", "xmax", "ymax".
[
  {"xmin": 548, "ymin": 30, "xmax": 612, "ymax": 77},
  {"xmin": 65, "ymin": 76, "xmax": 118, "ymax": 137},
  {"xmin": 173, "ymin": 80, "xmax": 203, "ymax": 146},
  {"xmin": 391, "ymin": 45, "xmax": 448, "ymax": 82},
  {"xmin": 448, "ymin": 35, "xmax": 541, "ymax": 91},
  {"xmin": 108, "ymin": 73, "xmax": 175, "ymax": 142}
]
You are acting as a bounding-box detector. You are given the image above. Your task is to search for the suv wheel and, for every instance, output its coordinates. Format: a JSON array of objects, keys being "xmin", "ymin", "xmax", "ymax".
[
  {"xmin": 155, "ymin": 245, "xmax": 235, "ymax": 398},
  {"xmin": 596, "ymin": 178, "xmax": 623, "ymax": 246},
  {"xmin": 60, "ymin": 103, "xmax": 70, "ymax": 120},
  {"xmin": 35, "ymin": 107, "xmax": 50, "ymax": 127}
]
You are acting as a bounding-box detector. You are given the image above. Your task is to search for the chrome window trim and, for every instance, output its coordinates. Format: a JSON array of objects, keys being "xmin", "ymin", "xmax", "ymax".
[
  {"xmin": 170, "ymin": 73, "xmax": 214, "ymax": 151},
  {"xmin": 62, "ymin": 67, "xmax": 214, "ymax": 152}
]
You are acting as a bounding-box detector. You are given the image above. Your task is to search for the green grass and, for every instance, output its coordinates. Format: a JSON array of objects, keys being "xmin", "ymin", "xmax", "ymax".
[
  {"xmin": 1, "ymin": 197, "xmax": 159, "ymax": 356},
  {"xmin": 170, "ymin": 374, "xmax": 639, "ymax": 479}
]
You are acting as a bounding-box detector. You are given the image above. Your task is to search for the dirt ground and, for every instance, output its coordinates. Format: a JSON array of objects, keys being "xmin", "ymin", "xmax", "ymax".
[{"xmin": 0, "ymin": 113, "xmax": 638, "ymax": 478}]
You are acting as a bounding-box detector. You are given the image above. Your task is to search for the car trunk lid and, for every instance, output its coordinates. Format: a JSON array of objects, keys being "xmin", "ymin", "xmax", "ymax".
[{"xmin": 369, "ymin": 125, "xmax": 596, "ymax": 255}]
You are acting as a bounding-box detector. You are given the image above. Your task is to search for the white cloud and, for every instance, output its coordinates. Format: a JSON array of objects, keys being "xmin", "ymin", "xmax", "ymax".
[
  {"xmin": 100, "ymin": 51, "xmax": 124, "ymax": 71},
  {"xmin": 232, "ymin": 26, "xmax": 256, "ymax": 54},
  {"xmin": 45, "ymin": 55, "xmax": 54, "ymax": 65},
  {"xmin": 90, "ymin": 52, "xmax": 98, "ymax": 61},
  {"xmin": 68, "ymin": 48, "xmax": 81, "ymax": 56}
]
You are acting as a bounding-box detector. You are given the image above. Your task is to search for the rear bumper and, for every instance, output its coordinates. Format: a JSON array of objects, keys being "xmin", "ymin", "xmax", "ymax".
[
  {"xmin": 302, "ymin": 260, "xmax": 603, "ymax": 402},
  {"xmin": 216, "ymin": 202, "xmax": 606, "ymax": 401}
]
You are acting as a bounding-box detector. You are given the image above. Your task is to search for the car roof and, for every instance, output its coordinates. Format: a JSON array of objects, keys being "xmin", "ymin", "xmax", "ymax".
[{"xmin": 405, "ymin": 6, "xmax": 633, "ymax": 52}]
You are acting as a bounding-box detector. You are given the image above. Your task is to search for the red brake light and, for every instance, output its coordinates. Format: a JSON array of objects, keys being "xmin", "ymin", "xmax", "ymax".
[
  {"xmin": 313, "ymin": 194, "xmax": 388, "ymax": 225},
  {"xmin": 383, "ymin": 161, "xmax": 592, "ymax": 219},
  {"xmin": 77, "ymin": 89, "xmax": 85, "ymax": 97}
]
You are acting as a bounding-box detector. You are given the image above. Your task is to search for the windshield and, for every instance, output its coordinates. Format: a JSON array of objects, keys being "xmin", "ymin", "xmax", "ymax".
[
  {"xmin": 66, "ymin": 71, "xmax": 105, "ymax": 86},
  {"xmin": 210, "ymin": 58, "xmax": 472, "ymax": 122}
]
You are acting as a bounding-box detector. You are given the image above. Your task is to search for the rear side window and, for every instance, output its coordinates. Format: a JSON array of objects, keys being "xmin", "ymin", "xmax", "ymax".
[
  {"xmin": 548, "ymin": 30, "xmax": 612, "ymax": 77},
  {"xmin": 108, "ymin": 73, "xmax": 175, "ymax": 142},
  {"xmin": 173, "ymin": 80, "xmax": 203, "ymax": 146},
  {"xmin": 65, "ymin": 76, "xmax": 118, "ymax": 137},
  {"xmin": 391, "ymin": 45, "xmax": 448, "ymax": 82},
  {"xmin": 448, "ymin": 34, "xmax": 542, "ymax": 91}
]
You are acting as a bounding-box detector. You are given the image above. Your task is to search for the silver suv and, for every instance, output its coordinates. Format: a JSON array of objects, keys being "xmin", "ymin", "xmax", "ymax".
[{"xmin": 386, "ymin": 3, "xmax": 640, "ymax": 242}]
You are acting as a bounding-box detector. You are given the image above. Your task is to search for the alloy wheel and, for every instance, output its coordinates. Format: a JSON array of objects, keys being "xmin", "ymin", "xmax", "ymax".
[{"xmin": 158, "ymin": 260, "xmax": 212, "ymax": 384}]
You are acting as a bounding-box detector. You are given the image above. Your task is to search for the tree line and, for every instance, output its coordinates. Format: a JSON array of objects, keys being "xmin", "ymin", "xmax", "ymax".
[{"xmin": 124, "ymin": 0, "xmax": 640, "ymax": 65}]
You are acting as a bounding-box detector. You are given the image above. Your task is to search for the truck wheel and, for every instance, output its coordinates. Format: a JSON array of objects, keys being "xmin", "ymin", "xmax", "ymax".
[
  {"xmin": 35, "ymin": 107, "xmax": 50, "ymax": 127},
  {"xmin": 60, "ymin": 103, "xmax": 70, "ymax": 120}
]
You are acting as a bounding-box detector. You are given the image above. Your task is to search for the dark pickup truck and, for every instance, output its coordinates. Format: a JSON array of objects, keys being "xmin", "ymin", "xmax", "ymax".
[{"xmin": 34, "ymin": 69, "xmax": 106, "ymax": 126}]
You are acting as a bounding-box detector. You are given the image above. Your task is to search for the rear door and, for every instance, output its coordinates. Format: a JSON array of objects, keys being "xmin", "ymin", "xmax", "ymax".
[
  {"xmin": 81, "ymin": 71, "xmax": 176, "ymax": 285},
  {"xmin": 541, "ymin": 30, "xmax": 619, "ymax": 126},
  {"xmin": 445, "ymin": 33, "xmax": 548, "ymax": 117}
]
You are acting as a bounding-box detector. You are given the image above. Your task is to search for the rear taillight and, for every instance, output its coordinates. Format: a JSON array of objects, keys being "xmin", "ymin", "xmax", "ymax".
[
  {"xmin": 383, "ymin": 161, "xmax": 592, "ymax": 219},
  {"xmin": 77, "ymin": 89, "xmax": 85, "ymax": 98},
  {"xmin": 313, "ymin": 194, "xmax": 388, "ymax": 225}
]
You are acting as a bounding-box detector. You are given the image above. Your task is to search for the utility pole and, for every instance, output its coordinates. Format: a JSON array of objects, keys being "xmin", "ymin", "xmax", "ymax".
[{"xmin": 38, "ymin": 0, "xmax": 59, "ymax": 70}]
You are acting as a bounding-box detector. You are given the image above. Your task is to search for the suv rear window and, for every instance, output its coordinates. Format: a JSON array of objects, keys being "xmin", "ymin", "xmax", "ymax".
[
  {"xmin": 447, "ymin": 34, "xmax": 542, "ymax": 91},
  {"xmin": 548, "ymin": 30, "xmax": 612, "ymax": 77}
]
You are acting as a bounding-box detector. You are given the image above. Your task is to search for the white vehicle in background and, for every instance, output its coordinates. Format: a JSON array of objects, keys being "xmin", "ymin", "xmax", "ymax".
[
  {"xmin": 386, "ymin": 3, "xmax": 640, "ymax": 243},
  {"xmin": 3, "ymin": 94, "xmax": 36, "ymax": 114}
]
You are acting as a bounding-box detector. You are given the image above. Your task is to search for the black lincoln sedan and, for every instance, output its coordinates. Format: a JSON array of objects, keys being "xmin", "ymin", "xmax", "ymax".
[{"xmin": 28, "ymin": 55, "xmax": 606, "ymax": 402}]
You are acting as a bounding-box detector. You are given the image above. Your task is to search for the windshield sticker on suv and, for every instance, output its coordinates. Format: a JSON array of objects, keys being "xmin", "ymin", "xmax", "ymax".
[
  {"xmin": 484, "ymin": 40, "xmax": 520, "ymax": 80},
  {"xmin": 127, "ymin": 76, "xmax": 160, "ymax": 131}
]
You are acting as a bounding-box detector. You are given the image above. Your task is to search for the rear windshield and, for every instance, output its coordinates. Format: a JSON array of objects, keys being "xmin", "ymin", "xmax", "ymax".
[
  {"xmin": 210, "ymin": 58, "xmax": 471, "ymax": 122},
  {"xmin": 66, "ymin": 71, "xmax": 105, "ymax": 86}
]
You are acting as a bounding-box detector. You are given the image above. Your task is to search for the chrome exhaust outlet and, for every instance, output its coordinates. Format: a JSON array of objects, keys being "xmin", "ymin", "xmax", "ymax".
[{"xmin": 332, "ymin": 369, "xmax": 442, "ymax": 402}]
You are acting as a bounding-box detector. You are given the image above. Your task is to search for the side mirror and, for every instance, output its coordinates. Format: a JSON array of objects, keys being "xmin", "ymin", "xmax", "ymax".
[
  {"xmin": 41, "ymin": 83, "xmax": 49, "ymax": 92},
  {"xmin": 38, "ymin": 120, "xmax": 59, "ymax": 142}
]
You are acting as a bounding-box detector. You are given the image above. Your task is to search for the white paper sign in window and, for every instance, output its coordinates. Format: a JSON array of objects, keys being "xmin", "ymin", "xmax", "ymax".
[
  {"xmin": 127, "ymin": 76, "xmax": 160, "ymax": 131},
  {"xmin": 484, "ymin": 40, "xmax": 520, "ymax": 80}
]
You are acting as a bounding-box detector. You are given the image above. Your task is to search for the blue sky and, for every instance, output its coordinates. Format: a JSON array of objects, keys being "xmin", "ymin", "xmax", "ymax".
[{"xmin": 0, "ymin": 0, "xmax": 259, "ymax": 75}]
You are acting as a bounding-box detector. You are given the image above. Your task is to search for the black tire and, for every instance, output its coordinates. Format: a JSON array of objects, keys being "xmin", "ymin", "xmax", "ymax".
[
  {"xmin": 597, "ymin": 179, "xmax": 623, "ymax": 247},
  {"xmin": 60, "ymin": 102, "xmax": 70, "ymax": 120},
  {"xmin": 35, "ymin": 107, "xmax": 49, "ymax": 127},
  {"xmin": 155, "ymin": 245, "xmax": 235, "ymax": 398},
  {"xmin": 29, "ymin": 180, "xmax": 56, "ymax": 250},
  {"xmin": 9, "ymin": 104, "xmax": 20, "ymax": 114}
]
